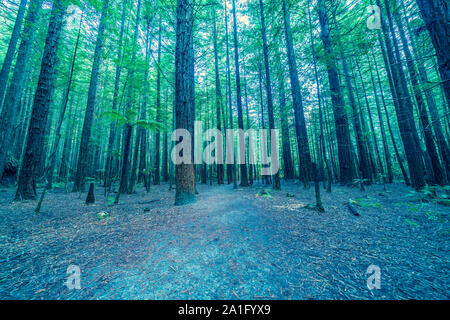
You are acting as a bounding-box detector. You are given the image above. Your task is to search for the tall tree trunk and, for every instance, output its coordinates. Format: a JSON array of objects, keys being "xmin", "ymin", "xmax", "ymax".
[
  {"xmin": 73, "ymin": 0, "xmax": 110, "ymax": 192},
  {"xmin": 368, "ymin": 54, "xmax": 393, "ymax": 183},
  {"xmin": 119, "ymin": 0, "xmax": 141, "ymax": 195},
  {"xmin": 318, "ymin": 0, "xmax": 354, "ymax": 185},
  {"xmin": 276, "ymin": 53, "xmax": 294, "ymax": 180},
  {"xmin": 174, "ymin": 0, "xmax": 196, "ymax": 205},
  {"xmin": 231, "ymin": 0, "xmax": 249, "ymax": 187},
  {"xmin": 224, "ymin": 0, "xmax": 234, "ymax": 186},
  {"xmin": 401, "ymin": 1, "xmax": 450, "ymax": 181},
  {"xmin": 307, "ymin": 0, "xmax": 331, "ymax": 191},
  {"xmin": 154, "ymin": 18, "xmax": 162, "ymax": 185},
  {"xmin": 162, "ymin": 90, "xmax": 169, "ymax": 182},
  {"xmin": 259, "ymin": 0, "xmax": 280, "ymax": 190},
  {"xmin": 15, "ymin": 0, "xmax": 67, "ymax": 200},
  {"xmin": 341, "ymin": 52, "xmax": 372, "ymax": 183},
  {"xmin": 0, "ymin": 0, "xmax": 43, "ymax": 178},
  {"xmin": 105, "ymin": 0, "xmax": 127, "ymax": 191},
  {"xmin": 394, "ymin": 6, "xmax": 445, "ymax": 185},
  {"xmin": 213, "ymin": 9, "xmax": 224, "ymax": 185},
  {"xmin": 0, "ymin": 0, "xmax": 28, "ymax": 106},
  {"xmin": 139, "ymin": 17, "xmax": 152, "ymax": 189},
  {"xmin": 34, "ymin": 16, "xmax": 82, "ymax": 212},
  {"xmin": 377, "ymin": 0, "xmax": 425, "ymax": 188},
  {"xmin": 415, "ymin": 0, "xmax": 450, "ymax": 107},
  {"xmin": 355, "ymin": 59, "xmax": 384, "ymax": 180},
  {"xmin": 282, "ymin": 1, "xmax": 312, "ymax": 186}
]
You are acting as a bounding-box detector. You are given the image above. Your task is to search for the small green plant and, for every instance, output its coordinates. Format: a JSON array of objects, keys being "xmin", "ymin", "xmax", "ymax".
[
  {"xmin": 97, "ymin": 211, "xmax": 110, "ymax": 220},
  {"xmin": 257, "ymin": 189, "xmax": 272, "ymax": 198},
  {"xmin": 404, "ymin": 218, "xmax": 418, "ymax": 227}
]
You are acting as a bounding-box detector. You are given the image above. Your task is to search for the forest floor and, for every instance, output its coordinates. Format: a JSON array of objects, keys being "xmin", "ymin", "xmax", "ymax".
[{"xmin": 0, "ymin": 180, "xmax": 449, "ymax": 300}]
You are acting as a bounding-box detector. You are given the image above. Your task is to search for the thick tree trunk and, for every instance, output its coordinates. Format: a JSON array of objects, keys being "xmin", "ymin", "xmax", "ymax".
[
  {"xmin": 378, "ymin": 0, "xmax": 425, "ymax": 188},
  {"xmin": 318, "ymin": 0, "xmax": 354, "ymax": 185},
  {"xmin": 415, "ymin": 0, "xmax": 450, "ymax": 107},
  {"xmin": 15, "ymin": 0, "xmax": 67, "ymax": 200},
  {"xmin": 0, "ymin": 0, "xmax": 42, "ymax": 180},
  {"xmin": 174, "ymin": 0, "xmax": 196, "ymax": 205},
  {"xmin": 394, "ymin": 7, "xmax": 445, "ymax": 185}
]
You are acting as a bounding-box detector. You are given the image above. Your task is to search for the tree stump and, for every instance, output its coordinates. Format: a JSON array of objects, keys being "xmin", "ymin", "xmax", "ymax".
[{"xmin": 86, "ymin": 183, "xmax": 95, "ymax": 204}]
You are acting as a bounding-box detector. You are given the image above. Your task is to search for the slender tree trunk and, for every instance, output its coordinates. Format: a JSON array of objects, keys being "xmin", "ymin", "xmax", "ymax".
[
  {"xmin": 282, "ymin": 1, "xmax": 312, "ymax": 186},
  {"xmin": 224, "ymin": 0, "xmax": 234, "ymax": 186},
  {"xmin": 259, "ymin": 0, "xmax": 280, "ymax": 190},
  {"xmin": 212, "ymin": 9, "xmax": 224, "ymax": 184},
  {"xmin": 341, "ymin": 52, "xmax": 372, "ymax": 183},
  {"xmin": 0, "ymin": 0, "xmax": 28, "ymax": 106},
  {"xmin": 105, "ymin": 0, "xmax": 127, "ymax": 191},
  {"xmin": 73, "ymin": 0, "xmax": 110, "ymax": 192},
  {"xmin": 154, "ymin": 18, "xmax": 163, "ymax": 185},
  {"xmin": 231, "ymin": 0, "xmax": 249, "ymax": 187},
  {"xmin": 307, "ymin": 0, "xmax": 330, "ymax": 191},
  {"xmin": 368, "ymin": 53, "xmax": 393, "ymax": 183},
  {"xmin": 139, "ymin": 18, "xmax": 152, "ymax": 190},
  {"xmin": 276, "ymin": 53, "xmax": 294, "ymax": 181},
  {"xmin": 119, "ymin": 0, "xmax": 141, "ymax": 195}
]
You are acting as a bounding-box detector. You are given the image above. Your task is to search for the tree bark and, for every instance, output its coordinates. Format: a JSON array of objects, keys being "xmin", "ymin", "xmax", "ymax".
[
  {"xmin": 259, "ymin": 0, "xmax": 280, "ymax": 190},
  {"xmin": 318, "ymin": 0, "xmax": 354, "ymax": 185},
  {"xmin": 282, "ymin": 1, "xmax": 312, "ymax": 186},
  {"xmin": 73, "ymin": 0, "xmax": 110, "ymax": 192},
  {"xmin": 15, "ymin": 0, "xmax": 67, "ymax": 200},
  {"xmin": 0, "ymin": 0, "xmax": 28, "ymax": 105},
  {"xmin": 231, "ymin": 0, "xmax": 249, "ymax": 187},
  {"xmin": 174, "ymin": 0, "xmax": 196, "ymax": 205},
  {"xmin": 0, "ymin": 0, "xmax": 43, "ymax": 180}
]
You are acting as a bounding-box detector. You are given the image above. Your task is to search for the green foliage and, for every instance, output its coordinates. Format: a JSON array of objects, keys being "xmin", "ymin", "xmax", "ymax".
[
  {"xmin": 256, "ymin": 189, "xmax": 272, "ymax": 198},
  {"xmin": 404, "ymin": 219, "xmax": 419, "ymax": 227},
  {"xmin": 97, "ymin": 211, "xmax": 110, "ymax": 220},
  {"xmin": 98, "ymin": 110, "xmax": 165, "ymax": 131}
]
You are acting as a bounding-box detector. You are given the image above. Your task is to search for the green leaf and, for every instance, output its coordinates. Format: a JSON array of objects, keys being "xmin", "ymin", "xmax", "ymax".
[
  {"xmin": 134, "ymin": 119, "xmax": 165, "ymax": 131},
  {"xmin": 98, "ymin": 111, "xmax": 128, "ymax": 126}
]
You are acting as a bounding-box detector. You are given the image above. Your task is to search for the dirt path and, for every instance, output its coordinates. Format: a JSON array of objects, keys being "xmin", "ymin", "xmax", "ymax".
[{"xmin": 0, "ymin": 182, "xmax": 448, "ymax": 299}]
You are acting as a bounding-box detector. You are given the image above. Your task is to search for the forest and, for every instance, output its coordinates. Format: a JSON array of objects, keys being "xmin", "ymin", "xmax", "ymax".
[{"xmin": 0, "ymin": 0, "xmax": 449, "ymax": 300}]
